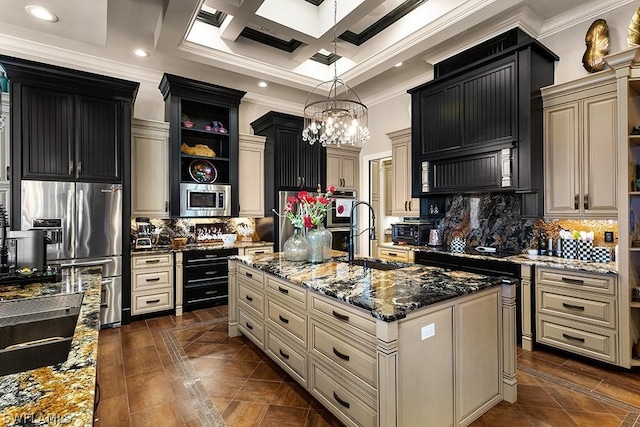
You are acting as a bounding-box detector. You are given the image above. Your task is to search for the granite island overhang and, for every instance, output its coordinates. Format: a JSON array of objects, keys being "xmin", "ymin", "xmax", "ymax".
[
  {"xmin": 0, "ymin": 268, "xmax": 102, "ymax": 426},
  {"xmin": 228, "ymin": 253, "xmax": 518, "ymax": 427}
]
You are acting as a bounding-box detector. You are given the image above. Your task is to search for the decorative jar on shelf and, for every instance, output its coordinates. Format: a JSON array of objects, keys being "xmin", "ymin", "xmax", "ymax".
[
  {"xmin": 306, "ymin": 227, "xmax": 325, "ymax": 263},
  {"xmin": 283, "ymin": 228, "xmax": 308, "ymax": 262}
]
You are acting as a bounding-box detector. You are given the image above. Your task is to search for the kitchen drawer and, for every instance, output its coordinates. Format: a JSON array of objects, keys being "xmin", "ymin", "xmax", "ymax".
[
  {"xmin": 266, "ymin": 298, "xmax": 307, "ymax": 347},
  {"xmin": 237, "ymin": 264, "xmax": 264, "ymax": 288},
  {"xmin": 132, "ymin": 253, "xmax": 172, "ymax": 269},
  {"xmin": 238, "ymin": 307, "xmax": 264, "ymax": 348},
  {"xmin": 536, "ymin": 314, "xmax": 617, "ymax": 364},
  {"xmin": 536, "ymin": 268, "xmax": 616, "ymax": 295},
  {"xmin": 309, "ymin": 294, "xmax": 376, "ymax": 342},
  {"xmin": 184, "ymin": 280, "xmax": 227, "ymax": 306},
  {"xmin": 266, "ymin": 329, "xmax": 307, "ymax": 385},
  {"xmin": 310, "ymin": 320, "xmax": 377, "ymax": 390},
  {"xmin": 132, "ymin": 290, "xmax": 173, "ymax": 315},
  {"xmin": 537, "ymin": 286, "xmax": 616, "ymax": 329},
  {"xmin": 310, "ymin": 360, "xmax": 376, "ymax": 427},
  {"xmin": 244, "ymin": 246, "xmax": 273, "ymax": 255},
  {"xmin": 238, "ymin": 281, "xmax": 264, "ymax": 316},
  {"xmin": 378, "ymin": 247, "xmax": 412, "ymax": 262},
  {"xmin": 266, "ymin": 276, "xmax": 306, "ymax": 309},
  {"xmin": 132, "ymin": 269, "xmax": 171, "ymax": 292}
]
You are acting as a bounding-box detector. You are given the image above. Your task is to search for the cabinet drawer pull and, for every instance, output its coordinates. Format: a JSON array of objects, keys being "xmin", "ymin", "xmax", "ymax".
[
  {"xmin": 561, "ymin": 277, "xmax": 584, "ymax": 285},
  {"xmin": 146, "ymin": 277, "xmax": 160, "ymax": 282},
  {"xmin": 332, "ymin": 310, "xmax": 350, "ymax": 322},
  {"xmin": 205, "ymin": 290, "xmax": 218, "ymax": 295},
  {"xmin": 245, "ymin": 322, "xmax": 253, "ymax": 330},
  {"xmin": 245, "ymin": 272, "xmax": 253, "ymax": 278},
  {"xmin": 333, "ymin": 347, "xmax": 350, "ymax": 361},
  {"xmin": 408, "ymin": 201, "xmax": 412, "ymax": 211},
  {"xmin": 562, "ymin": 303, "xmax": 585, "ymax": 311},
  {"xmin": 245, "ymin": 295, "xmax": 253, "ymax": 302},
  {"xmin": 387, "ymin": 252, "xmax": 397, "ymax": 257},
  {"xmin": 145, "ymin": 259, "xmax": 161, "ymax": 264},
  {"xmin": 278, "ymin": 314, "xmax": 289, "ymax": 324},
  {"xmin": 584, "ymin": 194, "xmax": 589, "ymax": 210},
  {"xmin": 205, "ymin": 271, "xmax": 217, "ymax": 275},
  {"xmin": 574, "ymin": 194, "xmax": 579, "ymax": 210},
  {"xmin": 333, "ymin": 392, "xmax": 350, "ymax": 409},
  {"xmin": 278, "ymin": 286, "xmax": 289, "ymax": 295},
  {"xmin": 279, "ymin": 349, "xmax": 290, "ymax": 360},
  {"xmin": 404, "ymin": 201, "xmax": 408, "ymax": 211},
  {"xmin": 146, "ymin": 299, "xmax": 160, "ymax": 304},
  {"xmin": 254, "ymin": 251, "xmax": 265, "ymax": 254},
  {"xmin": 562, "ymin": 333, "xmax": 585, "ymax": 343}
]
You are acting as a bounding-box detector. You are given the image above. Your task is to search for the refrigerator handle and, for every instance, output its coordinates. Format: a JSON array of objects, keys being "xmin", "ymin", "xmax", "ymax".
[
  {"xmin": 78, "ymin": 188, "xmax": 84, "ymax": 244},
  {"xmin": 101, "ymin": 279, "xmax": 111, "ymax": 309},
  {"xmin": 67, "ymin": 189, "xmax": 74, "ymax": 256}
]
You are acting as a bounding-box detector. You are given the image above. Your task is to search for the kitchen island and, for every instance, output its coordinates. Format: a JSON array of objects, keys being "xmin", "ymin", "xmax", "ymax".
[
  {"xmin": 228, "ymin": 253, "xmax": 517, "ymax": 427},
  {"xmin": 0, "ymin": 268, "xmax": 102, "ymax": 426}
]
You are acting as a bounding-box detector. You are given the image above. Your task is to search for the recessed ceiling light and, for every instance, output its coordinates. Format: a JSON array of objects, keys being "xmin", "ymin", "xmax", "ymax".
[
  {"xmin": 25, "ymin": 5, "xmax": 58, "ymax": 22},
  {"xmin": 258, "ymin": 81, "xmax": 268, "ymax": 88},
  {"xmin": 133, "ymin": 49, "xmax": 149, "ymax": 58},
  {"xmin": 395, "ymin": 62, "xmax": 403, "ymax": 67}
]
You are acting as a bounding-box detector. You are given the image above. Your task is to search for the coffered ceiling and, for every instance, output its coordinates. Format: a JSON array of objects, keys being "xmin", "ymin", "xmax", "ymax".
[{"xmin": 0, "ymin": 0, "xmax": 623, "ymax": 105}]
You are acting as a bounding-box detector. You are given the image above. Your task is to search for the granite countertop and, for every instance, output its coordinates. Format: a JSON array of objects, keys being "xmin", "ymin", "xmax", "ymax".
[
  {"xmin": 132, "ymin": 240, "xmax": 274, "ymax": 255},
  {"xmin": 0, "ymin": 268, "xmax": 103, "ymax": 426},
  {"xmin": 234, "ymin": 253, "xmax": 505, "ymax": 322},
  {"xmin": 378, "ymin": 242, "xmax": 618, "ymax": 275}
]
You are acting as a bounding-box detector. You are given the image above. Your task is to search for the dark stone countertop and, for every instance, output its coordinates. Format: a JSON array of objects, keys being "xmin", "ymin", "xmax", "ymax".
[
  {"xmin": 233, "ymin": 253, "xmax": 506, "ymax": 322},
  {"xmin": 0, "ymin": 268, "xmax": 103, "ymax": 426}
]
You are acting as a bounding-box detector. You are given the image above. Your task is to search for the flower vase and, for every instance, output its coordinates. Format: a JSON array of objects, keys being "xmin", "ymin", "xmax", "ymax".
[
  {"xmin": 317, "ymin": 223, "xmax": 333, "ymax": 261},
  {"xmin": 283, "ymin": 228, "xmax": 308, "ymax": 262},
  {"xmin": 306, "ymin": 227, "xmax": 324, "ymax": 263}
]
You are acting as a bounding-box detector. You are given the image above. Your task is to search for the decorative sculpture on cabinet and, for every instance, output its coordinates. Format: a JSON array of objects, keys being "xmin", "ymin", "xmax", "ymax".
[{"xmin": 582, "ymin": 19, "xmax": 609, "ymax": 73}]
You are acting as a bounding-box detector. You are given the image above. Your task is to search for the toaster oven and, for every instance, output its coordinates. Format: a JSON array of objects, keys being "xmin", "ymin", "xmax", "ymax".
[{"xmin": 392, "ymin": 222, "xmax": 432, "ymax": 246}]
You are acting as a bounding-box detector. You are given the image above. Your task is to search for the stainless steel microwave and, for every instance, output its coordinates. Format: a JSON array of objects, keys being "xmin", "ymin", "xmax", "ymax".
[{"xmin": 180, "ymin": 183, "xmax": 231, "ymax": 217}]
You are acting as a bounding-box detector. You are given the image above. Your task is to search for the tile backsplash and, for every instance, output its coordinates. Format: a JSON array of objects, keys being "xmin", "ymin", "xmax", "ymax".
[{"xmin": 130, "ymin": 217, "xmax": 257, "ymax": 246}]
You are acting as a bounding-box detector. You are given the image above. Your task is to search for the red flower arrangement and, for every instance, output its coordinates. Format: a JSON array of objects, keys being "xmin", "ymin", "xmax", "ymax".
[{"xmin": 275, "ymin": 186, "xmax": 335, "ymax": 229}]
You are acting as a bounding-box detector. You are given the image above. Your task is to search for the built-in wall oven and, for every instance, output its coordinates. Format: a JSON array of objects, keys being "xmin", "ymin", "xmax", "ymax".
[
  {"xmin": 327, "ymin": 191, "xmax": 357, "ymax": 252},
  {"xmin": 180, "ymin": 183, "xmax": 231, "ymax": 217},
  {"xmin": 182, "ymin": 248, "xmax": 237, "ymax": 311}
]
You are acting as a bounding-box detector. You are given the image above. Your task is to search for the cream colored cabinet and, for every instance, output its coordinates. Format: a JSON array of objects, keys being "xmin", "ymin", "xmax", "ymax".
[
  {"xmin": 326, "ymin": 145, "xmax": 360, "ymax": 190},
  {"xmin": 238, "ymin": 244, "xmax": 273, "ymax": 256},
  {"xmin": 388, "ymin": 129, "xmax": 419, "ymax": 217},
  {"xmin": 0, "ymin": 96, "xmax": 10, "ymax": 222},
  {"xmin": 383, "ymin": 160, "xmax": 393, "ymax": 216},
  {"xmin": 377, "ymin": 245, "xmax": 413, "ymax": 262},
  {"xmin": 239, "ymin": 134, "xmax": 266, "ymax": 217},
  {"xmin": 131, "ymin": 119, "xmax": 170, "ymax": 218},
  {"xmin": 542, "ymin": 77, "xmax": 617, "ymax": 218},
  {"xmin": 535, "ymin": 266, "xmax": 618, "ymax": 364},
  {"xmin": 131, "ymin": 253, "xmax": 174, "ymax": 315}
]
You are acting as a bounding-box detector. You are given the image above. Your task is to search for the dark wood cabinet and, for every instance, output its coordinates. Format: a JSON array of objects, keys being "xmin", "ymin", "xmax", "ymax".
[
  {"xmin": 408, "ymin": 28, "xmax": 557, "ymax": 216},
  {"xmin": 251, "ymin": 111, "xmax": 325, "ymax": 199},
  {"xmin": 159, "ymin": 74, "xmax": 246, "ymax": 217}
]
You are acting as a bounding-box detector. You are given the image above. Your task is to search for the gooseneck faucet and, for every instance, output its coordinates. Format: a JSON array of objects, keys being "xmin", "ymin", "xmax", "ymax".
[{"xmin": 348, "ymin": 201, "xmax": 376, "ymax": 264}]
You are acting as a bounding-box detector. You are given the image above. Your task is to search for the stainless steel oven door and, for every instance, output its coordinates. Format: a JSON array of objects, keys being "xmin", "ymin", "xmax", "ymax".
[
  {"xmin": 180, "ymin": 183, "xmax": 231, "ymax": 217},
  {"xmin": 329, "ymin": 227, "xmax": 353, "ymax": 253}
]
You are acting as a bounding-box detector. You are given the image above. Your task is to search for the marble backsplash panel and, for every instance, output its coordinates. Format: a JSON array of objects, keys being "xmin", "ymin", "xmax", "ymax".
[{"xmin": 438, "ymin": 193, "xmax": 618, "ymax": 252}]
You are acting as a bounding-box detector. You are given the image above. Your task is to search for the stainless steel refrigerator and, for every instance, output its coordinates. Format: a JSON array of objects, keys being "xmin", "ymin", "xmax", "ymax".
[{"xmin": 20, "ymin": 180, "xmax": 123, "ymax": 327}]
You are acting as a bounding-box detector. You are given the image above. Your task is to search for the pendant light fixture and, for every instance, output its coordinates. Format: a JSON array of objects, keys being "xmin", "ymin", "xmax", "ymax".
[{"xmin": 302, "ymin": 0, "xmax": 369, "ymax": 146}]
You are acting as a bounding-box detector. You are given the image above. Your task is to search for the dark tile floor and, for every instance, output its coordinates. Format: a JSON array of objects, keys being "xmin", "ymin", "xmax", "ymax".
[{"xmin": 94, "ymin": 306, "xmax": 640, "ymax": 427}]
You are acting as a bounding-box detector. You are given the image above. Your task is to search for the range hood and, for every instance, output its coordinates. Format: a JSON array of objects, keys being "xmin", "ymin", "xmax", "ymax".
[{"xmin": 408, "ymin": 28, "xmax": 558, "ymax": 217}]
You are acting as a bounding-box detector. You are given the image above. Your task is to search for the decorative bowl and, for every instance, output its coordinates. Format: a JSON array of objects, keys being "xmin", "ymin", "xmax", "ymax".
[
  {"xmin": 189, "ymin": 159, "xmax": 217, "ymax": 183},
  {"xmin": 221, "ymin": 234, "xmax": 237, "ymax": 247}
]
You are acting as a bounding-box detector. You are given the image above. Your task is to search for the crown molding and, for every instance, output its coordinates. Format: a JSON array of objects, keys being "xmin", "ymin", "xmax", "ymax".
[
  {"xmin": 242, "ymin": 92, "xmax": 303, "ymax": 115},
  {"xmin": 0, "ymin": 34, "xmax": 161, "ymax": 84},
  {"xmin": 539, "ymin": 0, "xmax": 636, "ymax": 38},
  {"xmin": 362, "ymin": 71, "xmax": 433, "ymax": 107}
]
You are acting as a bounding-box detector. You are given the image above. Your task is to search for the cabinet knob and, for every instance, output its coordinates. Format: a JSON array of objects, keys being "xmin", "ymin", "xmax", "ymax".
[{"xmin": 164, "ymin": 201, "xmax": 169, "ymax": 212}]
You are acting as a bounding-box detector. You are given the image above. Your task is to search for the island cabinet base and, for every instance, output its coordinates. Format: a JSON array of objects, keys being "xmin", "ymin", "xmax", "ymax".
[{"xmin": 228, "ymin": 260, "xmax": 517, "ymax": 427}]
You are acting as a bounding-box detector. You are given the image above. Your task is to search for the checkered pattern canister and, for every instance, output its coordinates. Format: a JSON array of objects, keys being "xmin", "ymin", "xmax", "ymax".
[
  {"xmin": 591, "ymin": 247, "xmax": 611, "ymax": 263},
  {"xmin": 561, "ymin": 239, "xmax": 577, "ymax": 259},
  {"xmin": 576, "ymin": 240, "xmax": 593, "ymax": 261},
  {"xmin": 450, "ymin": 237, "xmax": 465, "ymax": 253}
]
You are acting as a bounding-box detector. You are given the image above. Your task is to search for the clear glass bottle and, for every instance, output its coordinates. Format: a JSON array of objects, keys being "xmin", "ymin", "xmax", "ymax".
[
  {"xmin": 317, "ymin": 222, "xmax": 333, "ymax": 261},
  {"xmin": 306, "ymin": 227, "xmax": 324, "ymax": 263},
  {"xmin": 283, "ymin": 227, "xmax": 308, "ymax": 262}
]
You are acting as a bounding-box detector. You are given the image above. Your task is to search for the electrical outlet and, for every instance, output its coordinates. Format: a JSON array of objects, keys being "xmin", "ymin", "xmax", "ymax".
[{"xmin": 604, "ymin": 231, "xmax": 614, "ymax": 243}]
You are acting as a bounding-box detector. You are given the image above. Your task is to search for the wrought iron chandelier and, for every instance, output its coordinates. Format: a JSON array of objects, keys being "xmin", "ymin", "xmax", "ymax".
[{"xmin": 302, "ymin": 0, "xmax": 369, "ymax": 147}]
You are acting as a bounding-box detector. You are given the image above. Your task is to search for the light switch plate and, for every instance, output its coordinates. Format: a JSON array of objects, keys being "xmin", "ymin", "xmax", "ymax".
[{"xmin": 421, "ymin": 323, "xmax": 435, "ymax": 340}]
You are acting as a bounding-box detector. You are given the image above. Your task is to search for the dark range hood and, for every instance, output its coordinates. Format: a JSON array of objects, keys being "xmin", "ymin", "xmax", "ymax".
[{"xmin": 408, "ymin": 28, "xmax": 558, "ymax": 217}]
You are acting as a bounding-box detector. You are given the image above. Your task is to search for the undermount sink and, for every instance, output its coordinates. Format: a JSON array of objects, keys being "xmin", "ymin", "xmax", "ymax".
[
  {"xmin": 0, "ymin": 293, "xmax": 83, "ymax": 376},
  {"xmin": 349, "ymin": 259, "xmax": 409, "ymax": 271}
]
